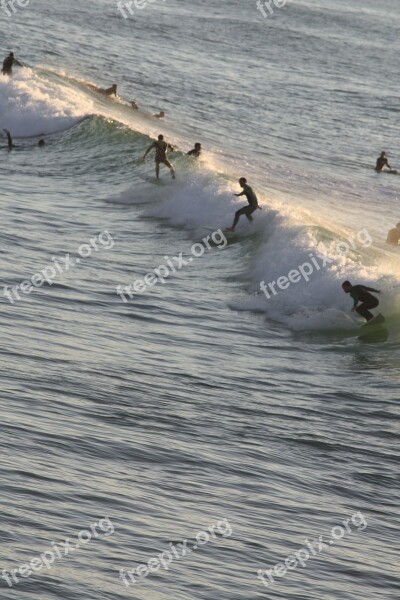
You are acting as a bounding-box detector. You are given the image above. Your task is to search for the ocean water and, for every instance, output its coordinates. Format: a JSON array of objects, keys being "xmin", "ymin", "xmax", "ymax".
[{"xmin": 1, "ymin": 0, "xmax": 399, "ymax": 599}]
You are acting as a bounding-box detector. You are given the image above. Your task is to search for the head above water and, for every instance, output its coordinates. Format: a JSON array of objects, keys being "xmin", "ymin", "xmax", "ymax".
[
  {"xmin": 380, "ymin": 151, "xmax": 387, "ymax": 157},
  {"xmin": 239, "ymin": 177, "xmax": 247, "ymax": 186},
  {"xmin": 158, "ymin": 134, "xmax": 164, "ymax": 141},
  {"xmin": 194, "ymin": 143, "xmax": 201, "ymax": 149},
  {"xmin": 9, "ymin": 52, "xmax": 14, "ymax": 58},
  {"xmin": 38, "ymin": 139, "xmax": 45, "ymax": 147},
  {"xmin": 342, "ymin": 280, "xmax": 352, "ymax": 293}
]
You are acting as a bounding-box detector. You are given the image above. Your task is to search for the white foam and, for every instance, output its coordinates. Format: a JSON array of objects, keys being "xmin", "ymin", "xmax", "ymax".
[{"xmin": 0, "ymin": 67, "xmax": 92, "ymax": 137}]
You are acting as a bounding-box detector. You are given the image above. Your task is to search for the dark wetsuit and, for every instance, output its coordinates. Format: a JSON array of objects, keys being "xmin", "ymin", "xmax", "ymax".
[
  {"xmin": 232, "ymin": 184, "xmax": 259, "ymax": 229},
  {"xmin": 376, "ymin": 156, "xmax": 390, "ymax": 172},
  {"xmin": 2, "ymin": 55, "xmax": 22, "ymax": 75},
  {"xmin": 188, "ymin": 148, "xmax": 201, "ymax": 158},
  {"xmin": 350, "ymin": 285, "xmax": 379, "ymax": 321}
]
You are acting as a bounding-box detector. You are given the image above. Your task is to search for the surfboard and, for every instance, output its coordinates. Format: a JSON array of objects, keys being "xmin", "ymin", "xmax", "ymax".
[
  {"xmin": 361, "ymin": 313, "xmax": 385, "ymax": 328},
  {"xmin": 358, "ymin": 314, "xmax": 388, "ymax": 342}
]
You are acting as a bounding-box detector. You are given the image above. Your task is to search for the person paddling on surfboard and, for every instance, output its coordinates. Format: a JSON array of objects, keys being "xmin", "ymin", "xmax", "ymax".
[
  {"xmin": 142, "ymin": 134, "xmax": 176, "ymax": 180},
  {"xmin": 226, "ymin": 177, "xmax": 260, "ymax": 232},
  {"xmin": 342, "ymin": 280, "xmax": 381, "ymax": 322},
  {"xmin": 375, "ymin": 151, "xmax": 395, "ymax": 173}
]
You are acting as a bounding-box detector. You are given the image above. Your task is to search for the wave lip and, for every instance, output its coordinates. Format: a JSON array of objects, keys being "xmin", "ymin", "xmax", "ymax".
[{"xmin": 0, "ymin": 67, "xmax": 93, "ymax": 137}]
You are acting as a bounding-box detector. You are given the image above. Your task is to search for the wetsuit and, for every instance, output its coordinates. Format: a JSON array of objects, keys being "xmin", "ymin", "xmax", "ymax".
[
  {"xmin": 2, "ymin": 54, "xmax": 22, "ymax": 75},
  {"xmin": 232, "ymin": 184, "xmax": 259, "ymax": 229},
  {"xmin": 350, "ymin": 285, "xmax": 379, "ymax": 321},
  {"xmin": 188, "ymin": 148, "xmax": 201, "ymax": 158}
]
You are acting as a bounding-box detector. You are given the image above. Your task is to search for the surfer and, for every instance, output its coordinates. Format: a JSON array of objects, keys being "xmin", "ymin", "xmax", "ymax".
[
  {"xmin": 386, "ymin": 222, "xmax": 400, "ymax": 245},
  {"xmin": 89, "ymin": 83, "xmax": 118, "ymax": 97},
  {"xmin": 153, "ymin": 111, "xmax": 165, "ymax": 119},
  {"xmin": 187, "ymin": 143, "xmax": 202, "ymax": 158},
  {"xmin": 100, "ymin": 84, "xmax": 118, "ymax": 96},
  {"xmin": 375, "ymin": 151, "xmax": 394, "ymax": 173},
  {"xmin": 1, "ymin": 52, "xmax": 23, "ymax": 76},
  {"xmin": 342, "ymin": 281, "xmax": 381, "ymax": 322},
  {"xmin": 141, "ymin": 134, "xmax": 176, "ymax": 180},
  {"xmin": 130, "ymin": 100, "xmax": 139, "ymax": 110},
  {"xmin": 226, "ymin": 177, "xmax": 260, "ymax": 232},
  {"xmin": 3, "ymin": 129, "xmax": 45, "ymax": 149}
]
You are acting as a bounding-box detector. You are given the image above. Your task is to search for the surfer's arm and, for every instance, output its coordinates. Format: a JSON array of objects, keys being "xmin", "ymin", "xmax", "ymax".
[
  {"xmin": 3, "ymin": 128, "xmax": 13, "ymax": 148},
  {"xmin": 364, "ymin": 286, "xmax": 380, "ymax": 293},
  {"xmin": 142, "ymin": 142, "xmax": 155, "ymax": 159},
  {"xmin": 167, "ymin": 143, "xmax": 175, "ymax": 152},
  {"xmin": 14, "ymin": 59, "xmax": 23, "ymax": 67},
  {"xmin": 234, "ymin": 191, "xmax": 245, "ymax": 197}
]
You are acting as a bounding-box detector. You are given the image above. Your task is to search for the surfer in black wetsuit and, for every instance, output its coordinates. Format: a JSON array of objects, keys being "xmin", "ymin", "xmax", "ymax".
[
  {"xmin": 1, "ymin": 52, "xmax": 23, "ymax": 76},
  {"xmin": 187, "ymin": 143, "xmax": 201, "ymax": 158},
  {"xmin": 342, "ymin": 281, "xmax": 381, "ymax": 322},
  {"xmin": 375, "ymin": 151, "xmax": 393, "ymax": 173},
  {"xmin": 227, "ymin": 177, "xmax": 260, "ymax": 232}
]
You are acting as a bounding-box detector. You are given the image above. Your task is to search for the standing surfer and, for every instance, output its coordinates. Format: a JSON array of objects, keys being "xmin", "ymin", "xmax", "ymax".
[
  {"xmin": 226, "ymin": 177, "xmax": 260, "ymax": 232},
  {"xmin": 141, "ymin": 134, "xmax": 176, "ymax": 180}
]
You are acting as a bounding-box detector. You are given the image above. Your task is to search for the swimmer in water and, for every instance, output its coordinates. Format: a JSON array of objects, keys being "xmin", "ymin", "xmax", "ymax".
[
  {"xmin": 1, "ymin": 52, "xmax": 23, "ymax": 76},
  {"xmin": 3, "ymin": 129, "xmax": 46, "ymax": 149},
  {"xmin": 153, "ymin": 111, "xmax": 165, "ymax": 119},
  {"xmin": 187, "ymin": 143, "xmax": 202, "ymax": 158},
  {"xmin": 375, "ymin": 151, "xmax": 394, "ymax": 173}
]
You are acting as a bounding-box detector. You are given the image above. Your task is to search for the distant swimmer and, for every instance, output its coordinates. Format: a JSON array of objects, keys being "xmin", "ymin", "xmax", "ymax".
[
  {"xmin": 130, "ymin": 100, "xmax": 139, "ymax": 110},
  {"xmin": 375, "ymin": 151, "xmax": 395, "ymax": 173},
  {"xmin": 142, "ymin": 134, "xmax": 175, "ymax": 180},
  {"xmin": 226, "ymin": 177, "xmax": 260, "ymax": 232},
  {"xmin": 187, "ymin": 143, "xmax": 202, "ymax": 158},
  {"xmin": 3, "ymin": 129, "xmax": 45, "ymax": 149},
  {"xmin": 1, "ymin": 52, "xmax": 23, "ymax": 76},
  {"xmin": 153, "ymin": 111, "xmax": 165, "ymax": 119},
  {"xmin": 386, "ymin": 222, "xmax": 400, "ymax": 245},
  {"xmin": 89, "ymin": 83, "xmax": 118, "ymax": 97},
  {"xmin": 342, "ymin": 280, "xmax": 381, "ymax": 322}
]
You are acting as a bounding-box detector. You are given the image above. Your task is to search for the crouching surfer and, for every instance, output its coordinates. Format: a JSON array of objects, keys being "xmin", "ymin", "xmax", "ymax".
[{"xmin": 342, "ymin": 280, "xmax": 381, "ymax": 322}]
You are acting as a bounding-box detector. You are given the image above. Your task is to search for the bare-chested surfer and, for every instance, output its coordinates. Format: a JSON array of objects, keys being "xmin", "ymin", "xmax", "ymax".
[{"xmin": 141, "ymin": 134, "xmax": 175, "ymax": 180}]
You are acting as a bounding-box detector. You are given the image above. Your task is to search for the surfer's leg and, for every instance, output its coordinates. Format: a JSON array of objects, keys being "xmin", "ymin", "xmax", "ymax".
[
  {"xmin": 245, "ymin": 206, "xmax": 257, "ymax": 222},
  {"xmin": 164, "ymin": 158, "xmax": 175, "ymax": 179},
  {"xmin": 356, "ymin": 299, "xmax": 379, "ymax": 321},
  {"xmin": 155, "ymin": 162, "xmax": 160, "ymax": 179},
  {"xmin": 228, "ymin": 207, "xmax": 247, "ymax": 232}
]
